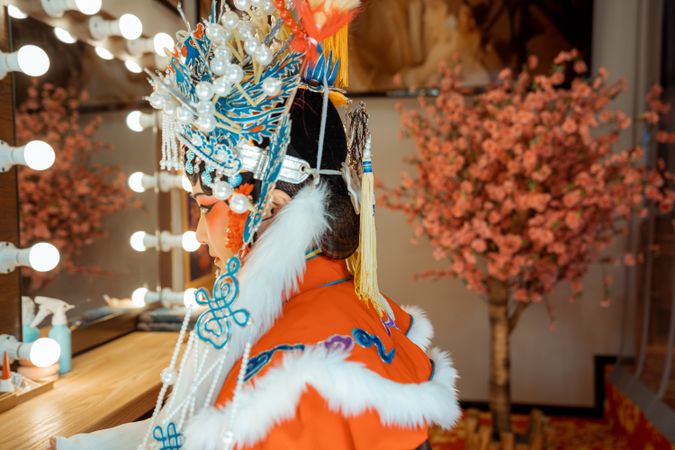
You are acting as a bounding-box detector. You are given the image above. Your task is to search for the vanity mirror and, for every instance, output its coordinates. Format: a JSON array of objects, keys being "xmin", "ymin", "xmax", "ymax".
[{"xmin": 0, "ymin": 1, "xmax": 199, "ymax": 354}]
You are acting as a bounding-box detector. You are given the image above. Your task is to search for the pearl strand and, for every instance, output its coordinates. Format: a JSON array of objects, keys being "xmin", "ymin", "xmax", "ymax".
[
  {"xmin": 222, "ymin": 340, "xmax": 252, "ymax": 450},
  {"xmin": 138, "ymin": 304, "xmax": 194, "ymax": 450},
  {"xmin": 203, "ymin": 349, "xmax": 228, "ymax": 406},
  {"xmin": 161, "ymin": 331, "xmax": 197, "ymax": 423}
]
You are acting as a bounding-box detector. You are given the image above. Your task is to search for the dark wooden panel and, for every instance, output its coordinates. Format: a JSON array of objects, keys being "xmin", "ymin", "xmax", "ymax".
[{"xmin": 0, "ymin": 7, "xmax": 21, "ymax": 338}]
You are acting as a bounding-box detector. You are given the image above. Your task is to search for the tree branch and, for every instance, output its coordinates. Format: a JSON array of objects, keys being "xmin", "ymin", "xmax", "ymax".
[{"xmin": 508, "ymin": 302, "xmax": 529, "ymax": 334}]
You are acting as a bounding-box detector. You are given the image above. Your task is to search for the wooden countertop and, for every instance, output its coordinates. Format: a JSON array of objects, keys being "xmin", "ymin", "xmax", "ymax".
[{"xmin": 0, "ymin": 332, "xmax": 179, "ymax": 450}]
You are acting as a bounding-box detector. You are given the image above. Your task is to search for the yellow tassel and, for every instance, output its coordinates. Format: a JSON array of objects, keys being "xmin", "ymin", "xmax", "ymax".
[
  {"xmin": 349, "ymin": 136, "xmax": 390, "ymax": 318},
  {"xmin": 322, "ymin": 25, "xmax": 349, "ymax": 88}
]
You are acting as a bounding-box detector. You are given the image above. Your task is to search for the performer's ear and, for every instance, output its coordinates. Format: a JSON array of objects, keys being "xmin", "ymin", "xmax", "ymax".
[{"xmin": 266, "ymin": 189, "xmax": 292, "ymax": 219}]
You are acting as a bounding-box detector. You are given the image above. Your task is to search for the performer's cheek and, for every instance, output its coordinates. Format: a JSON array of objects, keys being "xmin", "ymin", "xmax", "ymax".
[{"xmin": 205, "ymin": 204, "xmax": 229, "ymax": 237}]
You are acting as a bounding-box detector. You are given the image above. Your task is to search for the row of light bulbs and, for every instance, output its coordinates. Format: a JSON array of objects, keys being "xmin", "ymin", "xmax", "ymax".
[
  {"xmin": 131, "ymin": 287, "xmax": 198, "ymax": 308},
  {"xmin": 7, "ymin": 3, "xmax": 175, "ymax": 75},
  {"xmin": 0, "ymin": 11, "xmax": 60, "ymax": 272}
]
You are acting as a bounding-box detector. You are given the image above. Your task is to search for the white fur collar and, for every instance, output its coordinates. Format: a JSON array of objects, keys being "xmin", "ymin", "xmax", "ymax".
[
  {"xmin": 401, "ymin": 305, "xmax": 434, "ymax": 351},
  {"xmin": 184, "ymin": 346, "xmax": 460, "ymax": 449},
  {"xmin": 161, "ymin": 183, "xmax": 330, "ymax": 431}
]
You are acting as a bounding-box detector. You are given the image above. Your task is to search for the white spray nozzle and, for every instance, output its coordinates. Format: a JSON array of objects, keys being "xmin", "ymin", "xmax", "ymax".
[
  {"xmin": 31, "ymin": 296, "xmax": 74, "ymax": 327},
  {"xmin": 22, "ymin": 296, "xmax": 35, "ymax": 323}
]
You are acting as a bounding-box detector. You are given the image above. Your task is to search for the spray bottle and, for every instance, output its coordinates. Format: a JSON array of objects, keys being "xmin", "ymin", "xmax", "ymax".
[
  {"xmin": 31, "ymin": 297, "xmax": 75, "ymax": 374},
  {"xmin": 22, "ymin": 296, "xmax": 40, "ymax": 343}
]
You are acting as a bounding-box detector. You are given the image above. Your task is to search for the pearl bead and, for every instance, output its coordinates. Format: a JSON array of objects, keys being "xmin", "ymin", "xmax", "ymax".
[
  {"xmin": 263, "ymin": 0, "xmax": 275, "ymax": 13},
  {"xmin": 163, "ymin": 100, "xmax": 177, "ymax": 115},
  {"xmin": 214, "ymin": 181, "xmax": 234, "ymax": 200},
  {"xmin": 213, "ymin": 77, "xmax": 232, "ymax": 96},
  {"xmin": 229, "ymin": 193, "xmax": 251, "ymax": 214},
  {"xmin": 244, "ymin": 39, "xmax": 259, "ymax": 56},
  {"xmin": 176, "ymin": 106, "xmax": 193, "ymax": 123},
  {"xmin": 233, "ymin": 0, "xmax": 250, "ymax": 11},
  {"xmin": 196, "ymin": 115, "xmax": 216, "ymax": 132},
  {"xmin": 196, "ymin": 81, "xmax": 214, "ymax": 101},
  {"xmin": 221, "ymin": 11, "xmax": 239, "ymax": 29},
  {"xmin": 196, "ymin": 101, "xmax": 215, "ymax": 116},
  {"xmin": 148, "ymin": 92, "xmax": 167, "ymax": 109},
  {"xmin": 237, "ymin": 22, "xmax": 253, "ymax": 40},
  {"xmin": 251, "ymin": 0, "xmax": 262, "ymax": 7},
  {"xmin": 211, "ymin": 57, "xmax": 228, "ymax": 76},
  {"xmin": 254, "ymin": 45, "xmax": 272, "ymax": 65},
  {"xmin": 160, "ymin": 367, "xmax": 177, "ymax": 385},
  {"xmin": 226, "ymin": 64, "xmax": 244, "ymax": 84},
  {"xmin": 262, "ymin": 77, "xmax": 282, "ymax": 96},
  {"xmin": 206, "ymin": 23, "xmax": 227, "ymax": 45},
  {"xmin": 214, "ymin": 47, "xmax": 232, "ymax": 61}
]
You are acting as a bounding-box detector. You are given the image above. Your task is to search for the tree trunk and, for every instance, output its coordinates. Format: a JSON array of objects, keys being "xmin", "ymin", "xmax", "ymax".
[{"xmin": 487, "ymin": 277, "xmax": 512, "ymax": 438}]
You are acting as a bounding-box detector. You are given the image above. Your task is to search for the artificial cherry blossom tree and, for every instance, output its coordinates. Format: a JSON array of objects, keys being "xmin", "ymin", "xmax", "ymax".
[{"xmin": 382, "ymin": 51, "xmax": 675, "ymax": 438}]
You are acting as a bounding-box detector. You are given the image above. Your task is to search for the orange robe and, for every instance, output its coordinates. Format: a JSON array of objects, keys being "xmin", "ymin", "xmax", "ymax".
[{"xmin": 214, "ymin": 255, "xmax": 438, "ymax": 449}]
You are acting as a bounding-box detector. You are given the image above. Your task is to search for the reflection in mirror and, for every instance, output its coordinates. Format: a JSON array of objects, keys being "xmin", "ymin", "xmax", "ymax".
[{"xmin": 12, "ymin": 16, "xmax": 159, "ymax": 329}]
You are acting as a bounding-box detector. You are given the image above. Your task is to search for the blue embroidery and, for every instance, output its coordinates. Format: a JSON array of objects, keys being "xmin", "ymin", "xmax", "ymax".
[
  {"xmin": 244, "ymin": 344, "xmax": 305, "ymax": 382},
  {"xmin": 319, "ymin": 277, "xmax": 352, "ymax": 289},
  {"xmin": 352, "ymin": 328, "xmax": 395, "ymax": 364},
  {"xmin": 406, "ymin": 313, "xmax": 415, "ymax": 336},
  {"xmin": 153, "ymin": 422, "xmax": 183, "ymax": 450},
  {"xmin": 243, "ymin": 335, "xmax": 355, "ymax": 382},
  {"xmin": 195, "ymin": 256, "xmax": 250, "ymax": 349},
  {"xmin": 429, "ymin": 358, "xmax": 436, "ymax": 381}
]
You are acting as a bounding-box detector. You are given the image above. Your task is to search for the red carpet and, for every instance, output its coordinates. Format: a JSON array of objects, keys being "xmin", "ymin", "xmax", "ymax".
[{"xmin": 428, "ymin": 413, "xmax": 635, "ymax": 450}]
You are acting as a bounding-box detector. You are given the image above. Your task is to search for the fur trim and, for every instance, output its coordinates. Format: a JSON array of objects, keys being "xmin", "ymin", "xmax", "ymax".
[
  {"xmin": 171, "ymin": 184, "xmax": 330, "ymax": 436},
  {"xmin": 184, "ymin": 347, "xmax": 460, "ymax": 449},
  {"xmin": 401, "ymin": 305, "xmax": 434, "ymax": 351}
]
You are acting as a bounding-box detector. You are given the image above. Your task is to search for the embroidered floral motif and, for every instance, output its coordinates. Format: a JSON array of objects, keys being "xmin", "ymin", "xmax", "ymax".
[
  {"xmin": 352, "ymin": 328, "xmax": 395, "ymax": 364},
  {"xmin": 195, "ymin": 256, "xmax": 250, "ymax": 349},
  {"xmin": 381, "ymin": 316, "xmax": 398, "ymax": 336},
  {"xmin": 320, "ymin": 334, "xmax": 354, "ymax": 352},
  {"xmin": 153, "ymin": 422, "xmax": 183, "ymax": 450}
]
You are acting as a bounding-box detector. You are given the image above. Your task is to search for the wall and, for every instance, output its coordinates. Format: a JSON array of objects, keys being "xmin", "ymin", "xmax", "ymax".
[{"xmin": 371, "ymin": 0, "xmax": 660, "ymax": 406}]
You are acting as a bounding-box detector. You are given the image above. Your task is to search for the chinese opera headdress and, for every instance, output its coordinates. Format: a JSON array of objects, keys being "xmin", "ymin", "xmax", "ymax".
[{"xmin": 138, "ymin": 1, "xmax": 391, "ymax": 448}]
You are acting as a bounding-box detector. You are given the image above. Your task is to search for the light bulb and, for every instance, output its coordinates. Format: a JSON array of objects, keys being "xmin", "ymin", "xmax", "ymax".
[
  {"xmin": 126, "ymin": 111, "xmax": 143, "ymax": 132},
  {"xmin": 95, "ymin": 46, "xmax": 113, "ymax": 60},
  {"xmin": 23, "ymin": 140, "xmax": 56, "ymax": 171},
  {"xmin": 181, "ymin": 175, "xmax": 192, "ymax": 192},
  {"xmin": 131, "ymin": 287, "xmax": 148, "ymax": 307},
  {"xmin": 125, "ymin": 60, "xmax": 142, "ymax": 73},
  {"xmin": 8, "ymin": 5, "xmax": 28, "ymax": 19},
  {"xmin": 28, "ymin": 243, "xmax": 60, "ymax": 272},
  {"xmin": 119, "ymin": 14, "xmax": 143, "ymax": 40},
  {"xmin": 54, "ymin": 27, "xmax": 77, "ymax": 44},
  {"xmin": 29, "ymin": 337, "xmax": 61, "ymax": 368},
  {"xmin": 183, "ymin": 288, "xmax": 197, "ymax": 308},
  {"xmin": 181, "ymin": 231, "xmax": 201, "ymax": 252},
  {"xmin": 17, "ymin": 45, "xmax": 50, "ymax": 77},
  {"xmin": 153, "ymin": 32, "xmax": 174, "ymax": 56},
  {"xmin": 128, "ymin": 172, "xmax": 146, "ymax": 193},
  {"xmin": 130, "ymin": 231, "xmax": 147, "ymax": 252},
  {"xmin": 74, "ymin": 0, "xmax": 102, "ymax": 15}
]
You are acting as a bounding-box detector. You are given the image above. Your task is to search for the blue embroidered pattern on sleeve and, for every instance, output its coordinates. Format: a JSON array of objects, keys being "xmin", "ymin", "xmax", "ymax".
[
  {"xmin": 153, "ymin": 422, "xmax": 183, "ymax": 450},
  {"xmin": 352, "ymin": 328, "xmax": 395, "ymax": 364},
  {"xmin": 243, "ymin": 335, "xmax": 355, "ymax": 382},
  {"xmin": 195, "ymin": 256, "xmax": 250, "ymax": 349},
  {"xmin": 244, "ymin": 343, "xmax": 306, "ymax": 382}
]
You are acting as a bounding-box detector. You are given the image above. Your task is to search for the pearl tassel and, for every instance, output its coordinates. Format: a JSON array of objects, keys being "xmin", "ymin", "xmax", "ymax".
[
  {"xmin": 139, "ymin": 303, "xmax": 194, "ymax": 450},
  {"xmin": 222, "ymin": 340, "xmax": 253, "ymax": 450}
]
